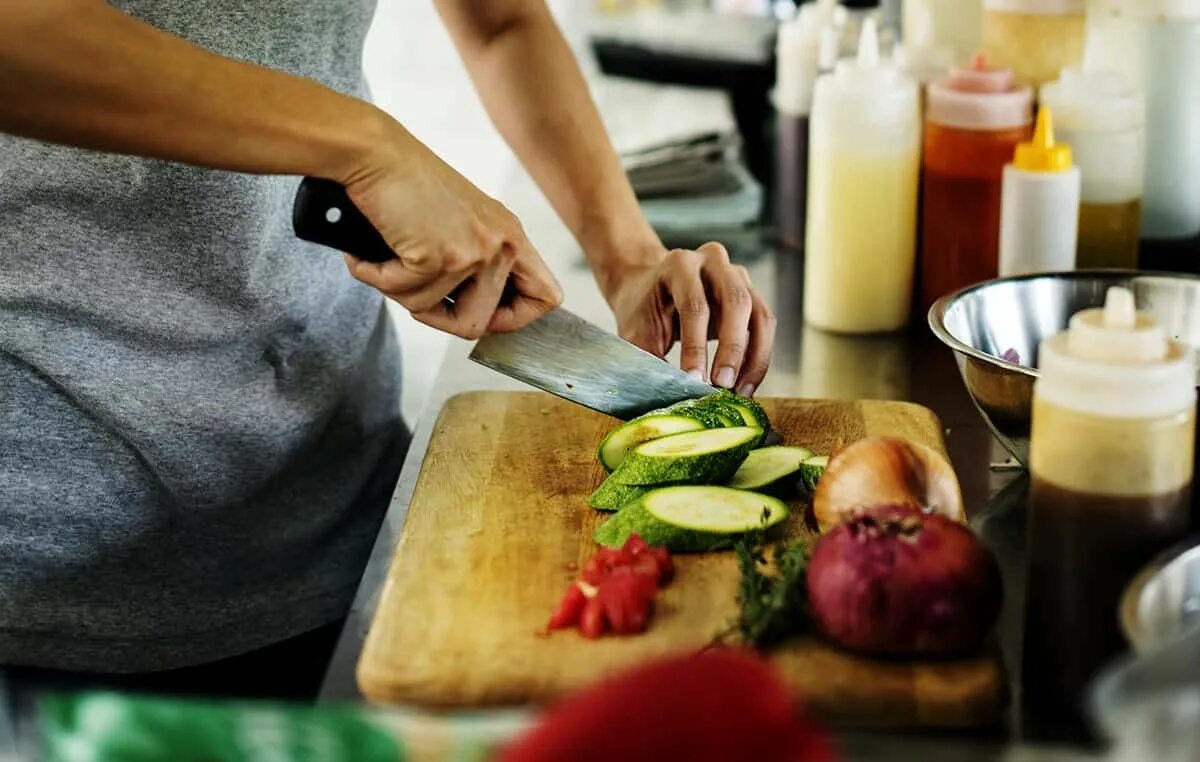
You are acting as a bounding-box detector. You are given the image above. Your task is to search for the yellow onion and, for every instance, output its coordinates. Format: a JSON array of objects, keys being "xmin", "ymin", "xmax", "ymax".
[{"xmin": 812, "ymin": 437, "xmax": 965, "ymax": 533}]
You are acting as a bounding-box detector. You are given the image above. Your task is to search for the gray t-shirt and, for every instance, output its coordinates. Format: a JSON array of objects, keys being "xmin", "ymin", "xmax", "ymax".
[{"xmin": 0, "ymin": 0, "xmax": 407, "ymax": 671}]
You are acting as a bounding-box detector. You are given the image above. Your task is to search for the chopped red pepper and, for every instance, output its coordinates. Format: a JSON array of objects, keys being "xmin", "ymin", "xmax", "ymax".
[{"xmin": 546, "ymin": 534, "xmax": 672, "ymax": 638}]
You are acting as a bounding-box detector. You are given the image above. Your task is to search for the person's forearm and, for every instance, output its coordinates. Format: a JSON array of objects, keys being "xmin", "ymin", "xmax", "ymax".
[
  {"xmin": 0, "ymin": 0, "xmax": 397, "ymax": 183},
  {"xmin": 437, "ymin": 1, "xmax": 663, "ymax": 299}
]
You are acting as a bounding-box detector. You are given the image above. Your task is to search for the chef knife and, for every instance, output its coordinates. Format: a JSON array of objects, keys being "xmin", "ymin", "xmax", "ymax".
[{"xmin": 292, "ymin": 178, "xmax": 716, "ymax": 419}]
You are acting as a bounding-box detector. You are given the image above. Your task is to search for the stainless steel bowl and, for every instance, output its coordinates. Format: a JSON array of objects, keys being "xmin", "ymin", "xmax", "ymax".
[
  {"xmin": 929, "ymin": 270, "xmax": 1200, "ymax": 465},
  {"xmin": 1121, "ymin": 537, "xmax": 1200, "ymax": 653}
]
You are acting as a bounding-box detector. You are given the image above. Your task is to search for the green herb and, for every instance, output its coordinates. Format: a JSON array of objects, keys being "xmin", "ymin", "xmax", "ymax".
[{"xmin": 731, "ymin": 529, "xmax": 812, "ymax": 648}]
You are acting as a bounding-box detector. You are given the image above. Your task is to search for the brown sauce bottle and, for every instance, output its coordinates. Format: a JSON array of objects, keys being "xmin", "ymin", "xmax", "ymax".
[{"xmin": 1023, "ymin": 287, "xmax": 1195, "ymax": 735}]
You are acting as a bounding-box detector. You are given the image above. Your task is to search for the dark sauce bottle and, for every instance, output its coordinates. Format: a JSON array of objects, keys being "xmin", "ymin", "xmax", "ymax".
[{"xmin": 1023, "ymin": 287, "xmax": 1195, "ymax": 739}]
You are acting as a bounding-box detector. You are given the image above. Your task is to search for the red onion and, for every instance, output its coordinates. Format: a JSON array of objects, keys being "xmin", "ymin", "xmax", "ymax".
[{"xmin": 806, "ymin": 505, "xmax": 1002, "ymax": 657}]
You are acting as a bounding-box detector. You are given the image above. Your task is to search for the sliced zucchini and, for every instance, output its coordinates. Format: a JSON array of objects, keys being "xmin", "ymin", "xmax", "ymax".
[
  {"xmin": 597, "ymin": 414, "xmax": 706, "ymax": 472},
  {"xmin": 613, "ymin": 426, "xmax": 761, "ymax": 486},
  {"xmin": 726, "ymin": 446, "xmax": 814, "ymax": 491},
  {"xmin": 727, "ymin": 397, "xmax": 771, "ymax": 431},
  {"xmin": 587, "ymin": 475, "xmax": 656, "ymax": 512},
  {"xmin": 799, "ymin": 455, "xmax": 829, "ymax": 494},
  {"xmin": 594, "ymin": 486, "xmax": 789, "ymax": 552},
  {"xmin": 660, "ymin": 398, "xmax": 729, "ymax": 429}
]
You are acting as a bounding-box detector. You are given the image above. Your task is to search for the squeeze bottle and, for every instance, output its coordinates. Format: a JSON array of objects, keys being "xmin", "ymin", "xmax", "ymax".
[
  {"xmin": 997, "ymin": 107, "xmax": 1081, "ymax": 276},
  {"xmin": 982, "ymin": 0, "xmax": 1085, "ymax": 87},
  {"xmin": 803, "ymin": 18, "xmax": 920, "ymax": 333},
  {"xmin": 774, "ymin": 0, "xmax": 839, "ymax": 250},
  {"xmin": 1085, "ymin": 0, "xmax": 1200, "ymax": 270},
  {"xmin": 1025, "ymin": 286, "xmax": 1194, "ymax": 725},
  {"xmin": 1040, "ymin": 68, "xmax": 1144, "ymax": 270},
  {"xmin": 920, "ymin": 52, "xmax": 1032, "ymax": 312}
]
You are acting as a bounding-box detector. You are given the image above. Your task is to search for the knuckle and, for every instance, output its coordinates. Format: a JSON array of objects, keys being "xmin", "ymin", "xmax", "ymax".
[
  {"xmin": 667, "ymin": 248, "xmax": 695, "ymax": 266},
  {"xmin": 699, "ymin": 241, "xmax": 730, "ymax": 262},
  {"xmin": 676, "ymin": 296, "xmax": 709, "ymax": 317},
  {"xmin": 723, "ymin": 285, "xmax": 753, "ymax": 309}
]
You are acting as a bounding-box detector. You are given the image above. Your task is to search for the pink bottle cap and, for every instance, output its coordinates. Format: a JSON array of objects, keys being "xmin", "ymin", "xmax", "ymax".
[
  {"xmin": 927, "ymin": 51, "xmax": 1032, "ymax": 131},
  {"xmin": 948, "ymin": 52, "xmax": 1015, "ymax": 93}
]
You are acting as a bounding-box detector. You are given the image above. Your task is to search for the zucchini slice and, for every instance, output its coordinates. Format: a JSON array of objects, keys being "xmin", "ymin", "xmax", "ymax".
[
  {"xmin": 594, "ymin": 486, "xmax": 789, "ymax": 552},
  {"xmin": 660, "ymin": 398, "xmax": 730, "ymax": 429},
  {"xmin": 597, "ymin": 414, "xmax": 706, "ymax": 472},
  {"xmin": 587, "ymin": 475, "xmax": 656, "ymax": 512},
  {"xmin": 613, "ymin": 427, "xmax": 761, "ymax": 486},
  {"xmin": 726, "ymin": 446, "xmax": 815, "ymax": 491},
  {"xmin": 798, "ymin": 454, "xmax": 829, "ymax": 494}
]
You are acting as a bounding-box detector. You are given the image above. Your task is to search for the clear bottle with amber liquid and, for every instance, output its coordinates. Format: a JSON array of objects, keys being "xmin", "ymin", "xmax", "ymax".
[
  {"xmin": 1040, "ymin": 68, "xmax": 1144, "ymax": 270},
  {"xmin": 1024, "ymin": 287, "xmax": 1195, "ymax": 735}
]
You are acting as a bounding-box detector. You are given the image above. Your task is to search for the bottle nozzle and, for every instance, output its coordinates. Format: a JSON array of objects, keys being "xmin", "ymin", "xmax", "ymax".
[
  {"xmin": 1013, "ymin": 106, "xmax": 1073, "ymax": 172},
  {"xmin": 1103, "ymin": 287, "xmax": 1137, "ymax": 329},
  {"xmin": 857, "ymin": 17, "xmax": 879, "ymax": 68}
]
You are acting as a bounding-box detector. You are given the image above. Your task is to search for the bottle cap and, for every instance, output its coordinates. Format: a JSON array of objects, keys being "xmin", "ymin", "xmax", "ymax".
[
  {"xmin": 818, "ymin": 18, "xmax": 918, "ymax": 131},
  {"xmin": 1013, "ymin": 107, "xmax": 1073, "ymax": 172},
  {"xmin": 926, "ymin": 51, "xmax": 1032, "ymax": 130},
  {"xmin": 1066, "ymin": 287, "xmax": 1168, "ymax": 363},
  {"xmin": 950, "ymin": 51, "xmax": 1013, "ymax": 93},
  {"xmin": 1040, "ymin": 68, "xmax": 1143, "ymax": 134},
  {"xmin": 1037, "ymin": 287, "xmax": 1195, "ymax": 419},
  {"xmin": 840, "ymin": 0, "xmax": 881, "ymax": 8},
  {"xmin": 985, "ymin": 0, "xmax": 1085, "ymax": 13}
]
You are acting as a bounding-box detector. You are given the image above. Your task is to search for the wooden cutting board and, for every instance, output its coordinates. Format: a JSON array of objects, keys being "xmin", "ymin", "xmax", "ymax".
[{"xmin": 358, "ymin": 392, "xmax": 1008, "ymax": 728}]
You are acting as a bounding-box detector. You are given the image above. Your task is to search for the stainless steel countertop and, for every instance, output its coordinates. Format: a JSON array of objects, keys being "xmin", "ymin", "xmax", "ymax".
[{"xmin": 316, "ymin": 238, "xmax": 1111, "ymax": 760}]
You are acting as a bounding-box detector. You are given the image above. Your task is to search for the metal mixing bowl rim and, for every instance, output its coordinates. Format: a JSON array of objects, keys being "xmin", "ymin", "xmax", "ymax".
[
  {"xmin": 1120, "ymin": 535, "xmax": 1200, "ymax": 652},
  {"xmin": 926, "ymin": 269, "xmax": 1200, "ymax": 379}
]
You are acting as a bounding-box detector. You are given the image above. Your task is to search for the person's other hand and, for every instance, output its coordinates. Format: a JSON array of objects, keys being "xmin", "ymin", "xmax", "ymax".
[
  {"xmin": 604, "ymin": 243, "xmax": 776, "ymax": 397},
  {"xmin": 339, "ymin": 129, "xmax": 563, "ymax": 339}
]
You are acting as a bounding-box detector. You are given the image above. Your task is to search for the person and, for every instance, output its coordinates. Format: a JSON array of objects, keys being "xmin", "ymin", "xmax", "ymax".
[{"xmin": 0, "ymin": 0, "xmax": 776, "ymax": 697}]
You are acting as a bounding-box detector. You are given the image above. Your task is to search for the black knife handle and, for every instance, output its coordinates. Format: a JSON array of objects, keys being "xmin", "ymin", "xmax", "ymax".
[{"xmin": 292, "ymin": 177, "xmax": 394, "ymax": 263}]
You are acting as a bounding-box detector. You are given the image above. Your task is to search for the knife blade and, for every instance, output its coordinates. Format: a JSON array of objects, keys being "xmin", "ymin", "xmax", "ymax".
[{"xmin": 292, "ymin": 177, "xmax": 715, "ymax": 419}]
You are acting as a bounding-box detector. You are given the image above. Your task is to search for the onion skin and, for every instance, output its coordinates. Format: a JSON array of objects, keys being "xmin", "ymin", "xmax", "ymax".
[
  {"xmin": 807, "ymin": 505, "xmax": 1002, "ymax": 657},
  {"xmin": 812, "ymin": 437, "xmax": 966, "ymax": 532}
]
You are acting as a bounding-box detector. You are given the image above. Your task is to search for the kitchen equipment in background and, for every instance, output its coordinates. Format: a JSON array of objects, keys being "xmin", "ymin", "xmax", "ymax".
[
  {"xmin": 919, "ymin": 52, "xmax": 1032, "ymax": 314},
  {"xmin": 588, "ymin": 7, "xmax": 776, "ymax": 183},
  {"xmin": 902, "ymin": 0, "xmax": 983, "ymax": 69},
  {"xmin": 1085, "ymin": 0, "xmax": 1200, "ymax": 272},
  {"xmin": 1120, "ymin": 538, "xmax": 1200, "ymax": 653},
  {"xmin": 621, "ymin": 131, "xmax": 765, "ymax": 245},
  {"xmin": 803, "ymin": 19, "xmax": 920, "ymax": 333},
  {"xmin": 1040, "ymin": 68, "xmax": 1144, "ymax": 270},
  {"xmin": 928, "ymin": 270, "xmax": 1200, "ymax": 466},
  {"xmin": 997, "ymin": 107, "xmax": 1081, "ymax": 276},
  {"xmin": 981, "ymin": 0, "xmax": 1085, "ymax": 88},
  {"xmin": 355, "ymin": 391, "xmax": 1008, "ymax": 727},
  {"xmin": 1090, "ymin": 627, "xmax": 1200, "ymax": 762},
  {"xmin": 1023, "ymin": 286, "xmax": 1195, "ymax": 730},
  {"xmin": 773, "ymin": 0, "xmax": 840, "ymax": 249}
]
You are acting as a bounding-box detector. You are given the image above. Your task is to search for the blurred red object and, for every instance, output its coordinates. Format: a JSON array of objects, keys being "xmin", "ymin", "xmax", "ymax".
[{"xmin": 497, "ymin": 649, "xmax": 838, "ymax": 762}]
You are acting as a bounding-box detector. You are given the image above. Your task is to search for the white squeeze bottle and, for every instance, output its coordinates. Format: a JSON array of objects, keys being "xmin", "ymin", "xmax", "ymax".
[
  {"xmin": 998, "ymin": 106, "xmax": 1081, "ymax": 276},
  {"xmin": 803, "ymin": 18, "xmax": 920, "ymax": 333}
]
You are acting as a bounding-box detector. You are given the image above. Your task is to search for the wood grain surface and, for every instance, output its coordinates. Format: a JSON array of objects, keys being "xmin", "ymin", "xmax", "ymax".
[{"xmin": 358, "ymin": 392, "xmax": 1008, "ymax": 728}]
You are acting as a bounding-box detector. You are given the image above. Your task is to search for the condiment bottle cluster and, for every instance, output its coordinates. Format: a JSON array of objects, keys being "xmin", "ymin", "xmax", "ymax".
[{"xmin": 774, "ymin": 0, "xmax": 1200, "ymax": 334}]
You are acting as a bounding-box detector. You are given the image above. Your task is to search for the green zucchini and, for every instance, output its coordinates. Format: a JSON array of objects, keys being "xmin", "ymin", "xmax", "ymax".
[
  {"xmin": 726, "ymin": 446, "xmax": 815, "ymax": 492},
  {"xmin": 726, "ymin": 397, "xmax": 770, "ymax": 431},
  {"xmin": 798, "ymin": 455, "xmax": 829, "ymax": 494},
  {"xmin": 597, "ymin": 414, "xmax": 706, "ymax": 472},
  {"xmin": 594, "ymin": 486, "xmax": 789, "ymax": 552},
  {"xmin": 613, "ymin": 426, "xmax": 761, "ymax": 486},
  {"xmin": 659, "ymin": 398, "xmax": 729, "ymax": 429},
  {"xmin": 587, "ymin": 475, "xmax": 656, "ymax": 512}
]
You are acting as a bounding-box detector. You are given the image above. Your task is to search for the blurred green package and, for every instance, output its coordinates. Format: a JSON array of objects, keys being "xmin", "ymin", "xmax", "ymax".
[{"xmin": 39, "ymin": 692, "xmax": 531, "ymax": 762}]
